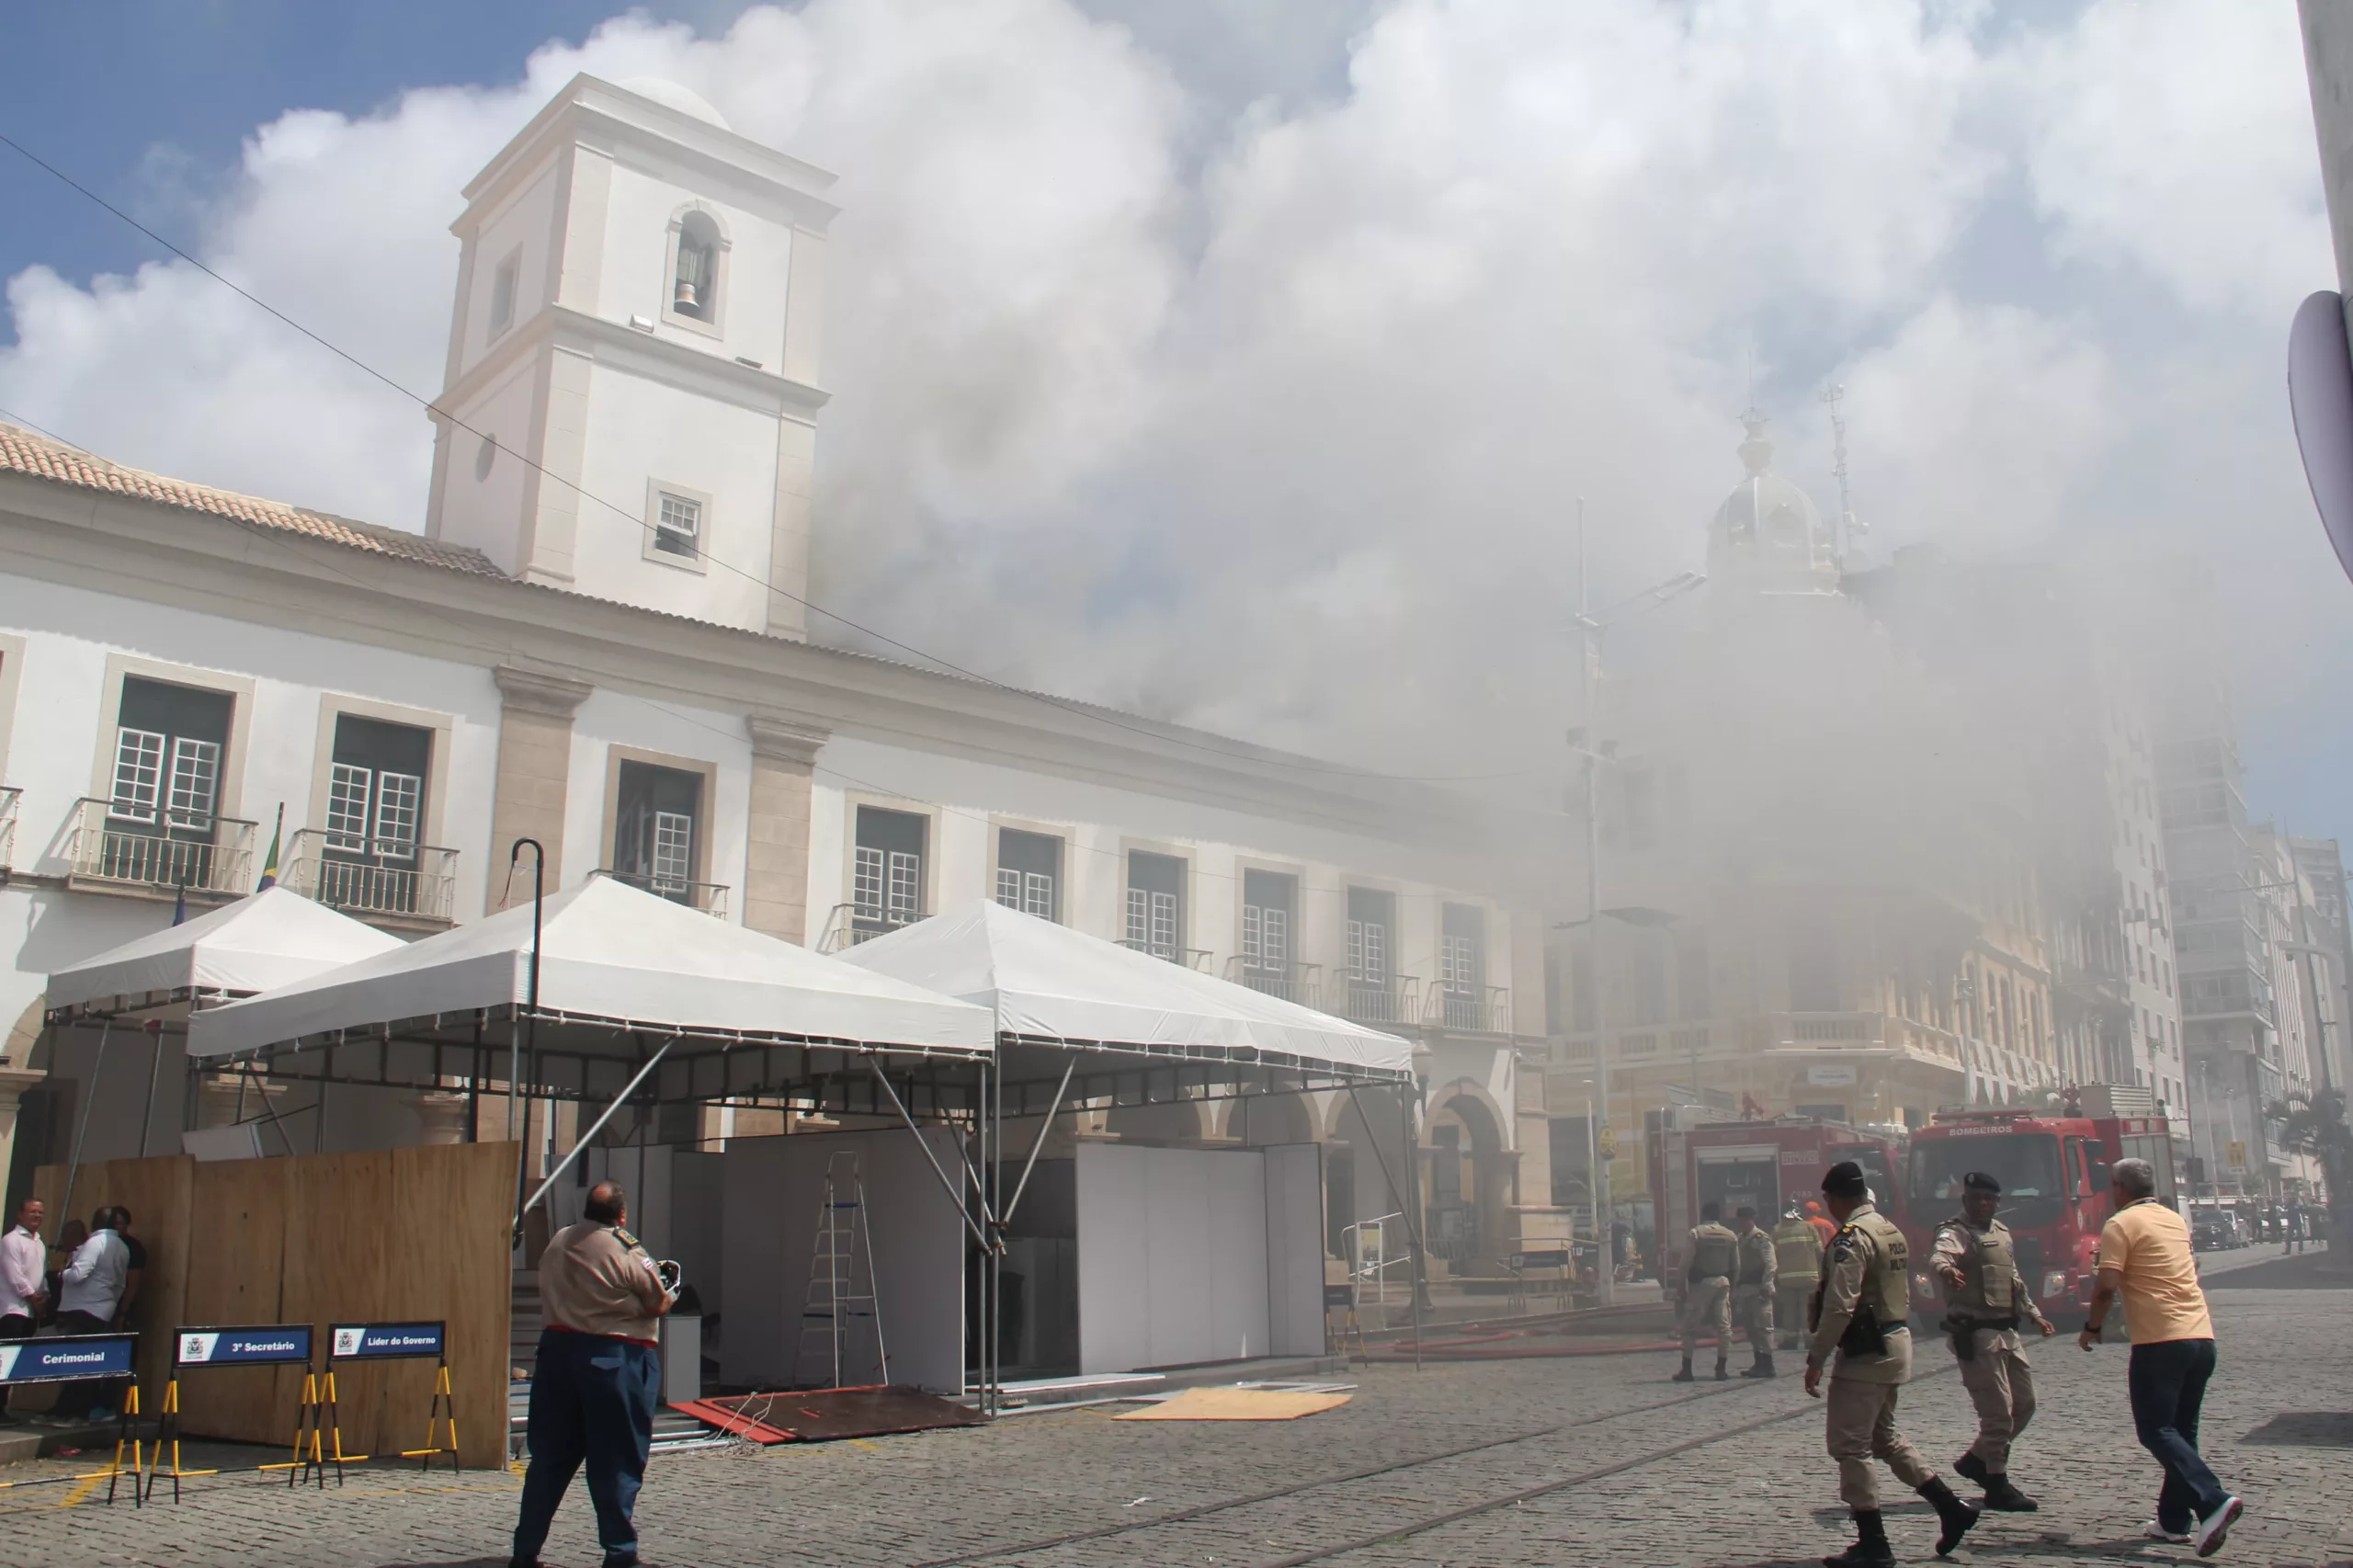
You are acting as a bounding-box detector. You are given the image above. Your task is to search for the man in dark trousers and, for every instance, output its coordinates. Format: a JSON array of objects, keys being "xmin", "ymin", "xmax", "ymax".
[{"xmin": 511, "ymin": 1181, "xmax": 676, "ymax": 1568}]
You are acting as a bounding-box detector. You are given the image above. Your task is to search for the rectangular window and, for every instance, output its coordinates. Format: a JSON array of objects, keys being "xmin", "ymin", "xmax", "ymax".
[
  {"xmin": 853, "ymin": 807, "xmax": 927, "ymax": 934},
  {"xmin": 612, "ymin": 760, "xmax": 703, "ymax": 901},
  {"xmin": 654, "ymin": 492, "xmax": 700, "ymax": 559},
  {"xmin": 1346, "ymin": 887, "xmax": 1394, "ymax": 986},
  {"xmin": 489, "ymin": 249, "xmax": 519, "ymax": 337},
  {"xmin": 112, "ymin": 676, "xmax": 233, "ymax": 834},
  {"xmin": 1440, "ymin": 903, "xmax": 1483, "ymax": 994},
  {"xmin": 325, "ymin": 715, "xmax": 431, "ymax": 863},
  {"xmin": 1126, "ymin": 850, "xmax": 1186, "ymax": 960},
  {"xmin": 995, "ymin": 829, "xmax": 1062, "ymax": 921},
  {"xmin": 1242, "ymin": 869, "xmax": 1297, "ymax": 973}
]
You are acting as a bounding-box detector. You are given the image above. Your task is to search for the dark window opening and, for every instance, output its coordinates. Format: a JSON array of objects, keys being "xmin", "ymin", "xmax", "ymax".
[
  {"xmin": 1126, "ymin": 851, "xmax": 1187, "ymax": 960},
  {"xmin": 995, "ymin": 829, "xmax": 1062, "ymax": 921},
  {"xmin": 854, "ymin": 807, "xmax": 927, "ymax": 935},
  {"xmin": 612, "ymin": 761, "xmax": 703, "ymax": 901}
]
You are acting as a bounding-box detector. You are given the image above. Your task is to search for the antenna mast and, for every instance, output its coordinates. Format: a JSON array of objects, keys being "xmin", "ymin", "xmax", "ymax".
[{"xmin": 1819, "ymin": 382, "xmax": 1862, "ymax": 561}]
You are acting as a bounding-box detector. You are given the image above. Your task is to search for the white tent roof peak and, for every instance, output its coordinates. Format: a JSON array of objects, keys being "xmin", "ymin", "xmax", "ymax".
[
  {"xmin": 840, "ymin": 899, "xmax": 1413, "ymax": 1079},
  {"xmin": 186, "ymin": 876, "xmax": 995, "ymax": 1060},
  {"xmin": 46, "ymin": 886, "xmax": 407, "ymax": 1017}
]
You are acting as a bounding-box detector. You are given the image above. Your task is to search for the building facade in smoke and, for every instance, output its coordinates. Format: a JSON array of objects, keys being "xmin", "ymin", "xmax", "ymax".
[
  {"xmin": 0, "ymin": 75, "xmax": 1564, "ymax": 1317},
  {"xmin": 1543, "ymin": 416, "xmax": 2210, "ymax": 1210}
]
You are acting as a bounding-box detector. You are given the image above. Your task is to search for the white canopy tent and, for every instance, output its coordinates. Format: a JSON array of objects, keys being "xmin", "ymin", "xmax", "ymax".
[
  {"xmin": 46, "ymin": 885, "xmax": 405, "ymax": 1023},
  {"xmin": 839, "ymin": 899, "xmax": 1413, "ymax": 1081}
]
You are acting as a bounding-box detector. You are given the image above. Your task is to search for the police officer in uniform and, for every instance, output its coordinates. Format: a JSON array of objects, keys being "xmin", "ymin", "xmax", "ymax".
[
  {"xmin": 511, "ymin": 1180, "xmax": 677, "ymax": 1568},
  {"xmin": 1774, "ymin": 1202, "xmax": 1824, "ymax": 1351},
  {"xmin": 1732, "ymin": 1205, "xmax": 1778, "ymax": 1377},
  {"xmin": 1674, "ymin": 1199, "xmax": 1736, "ymax": 1382},
  {"xmin": 1933, "ymin": 1171, "xmax": 2052, "ymax": 1513},
  {"xmin": 1805, "ymin": 1161, "xmax": 1979, "ymax": 1567}
]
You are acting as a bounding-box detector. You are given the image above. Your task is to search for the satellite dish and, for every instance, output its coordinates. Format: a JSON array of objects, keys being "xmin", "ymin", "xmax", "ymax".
[{"xmin": 2288, "ymin": 290, "xmax": 2353, "ymax": 586}]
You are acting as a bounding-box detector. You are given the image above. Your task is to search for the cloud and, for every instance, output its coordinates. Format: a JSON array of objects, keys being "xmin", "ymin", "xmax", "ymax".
[{"xmin": 0, "ymin": 0, "xmax": 2341, "ymax": 820}]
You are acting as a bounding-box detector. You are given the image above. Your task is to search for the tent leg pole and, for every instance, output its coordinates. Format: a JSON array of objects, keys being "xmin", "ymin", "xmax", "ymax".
[
  {"xmin": 1347, "ymin": 1084, "xmax": 1427, "ymax": 1367},
  {"xmin": 1001, "ymin": 1059, "xmax": 1074, "ymax": 1230},
  {"xmin": 137, "ymin": 1023, "xmax": 165, "ymax": 1160},
  {"xmin": 517, "ymin": 1036, "xmax": 675, "ymax": 1225},
  {"xmin": 863, "ymin": 1061, "xmax": 994, "ymax": 1253},
  {"xmin": 58, "ymin": 1021, "xmax": 111, "ymax": 1242},
  {"xmin": 991, "ymin": 1059, "xmax": 1004, "ymax": 1415},
  {"xmin": 1401, "ymin": 1090, "xmax": 1426, "ymax": 1372},
  {"xmin": 509, "ymin": 840, "xmax": 544, "ymax": 1252}
]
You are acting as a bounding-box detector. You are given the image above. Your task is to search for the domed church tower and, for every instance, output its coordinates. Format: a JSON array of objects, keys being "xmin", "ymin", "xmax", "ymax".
[
  {"xmin": 424, "ymin": 74, "xmax": 837, "ymax": 638},
  {"xmin": 1706, "ymin": 414, "xmax": 1841, "ymax": 596}
]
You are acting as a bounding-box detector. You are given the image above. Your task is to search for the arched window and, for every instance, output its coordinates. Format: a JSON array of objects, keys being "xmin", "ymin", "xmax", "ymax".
[{"xmin": 672, "ymin": 211, "xmax": 720, "ymax": 323}]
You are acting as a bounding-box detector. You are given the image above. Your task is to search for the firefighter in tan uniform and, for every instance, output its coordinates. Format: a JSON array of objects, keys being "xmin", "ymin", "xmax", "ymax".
[
  {"xmin": 1933, "ymin": 1171, "xmax": 2052, "ymax": 1513},
  {"xmin": 1774, "ymin": 1203, "xmax": 1824, "ymax": 1350},
  {"xmin": 1804, "ymin": 1161, "xmax": 1979, "ymax": 1567},
  {"xmin": 1673, "ymin": 1200, "xmax": 1737, "ymax": 1381},
  {"xmin": 1732, "ymin": 1205, "xmax": 1778, "ymax": 1377}
]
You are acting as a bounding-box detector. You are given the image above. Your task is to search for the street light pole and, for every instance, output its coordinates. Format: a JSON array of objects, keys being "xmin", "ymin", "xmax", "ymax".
[{"xmin": 1575, "ymin": 499, "xmax": 1614, "ymax": 1308}]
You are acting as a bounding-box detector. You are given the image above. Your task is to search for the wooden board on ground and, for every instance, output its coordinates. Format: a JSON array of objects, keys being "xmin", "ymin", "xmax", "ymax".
[
  {"xmin": 1115, "ymin": 1386, "xmax": 1352, "ymax": 1421},
  {"xmin": 688, "ymin": 1387, "xmax": 988, "ymax": 1441}
]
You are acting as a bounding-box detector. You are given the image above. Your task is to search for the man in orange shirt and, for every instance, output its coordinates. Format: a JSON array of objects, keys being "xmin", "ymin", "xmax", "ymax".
[
  {"xmin": 2080, "ymin": 1159, "xmax": 2243, "ymax": 1558},
  {"xmin": 1803, "ymin": 1198, "xmax": 1836, "ymax": 1249}
]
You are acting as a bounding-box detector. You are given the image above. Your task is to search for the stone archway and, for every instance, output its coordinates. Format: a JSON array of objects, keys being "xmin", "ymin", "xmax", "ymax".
[
  {"xmin": 1428, "ymin": 1081, "xmax": 1512, "ymax": 1272},
  {"xmin": 1220, "ymin": 1092, "xmax": 1317, "ymax": 1148},
  {"xmin": 1103, "ymin": 1098, "xmax": 1216, "ymax": 1146}
]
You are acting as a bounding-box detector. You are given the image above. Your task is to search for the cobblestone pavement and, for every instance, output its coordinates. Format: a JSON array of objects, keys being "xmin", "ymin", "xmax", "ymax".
[{"xmin": 7, "ymin": 1247, "xmax": 2347, "ymax": 1568}]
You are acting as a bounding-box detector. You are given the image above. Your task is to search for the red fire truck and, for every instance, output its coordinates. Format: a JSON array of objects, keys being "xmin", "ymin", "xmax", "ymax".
[
  {"xmin": 1651, "ymin": 1116, "xmax": 1909, "ymax": 1280},
  {"xmin": 1904, "ymin": 1102, "xmax": 2178, "ymax": 1326}
]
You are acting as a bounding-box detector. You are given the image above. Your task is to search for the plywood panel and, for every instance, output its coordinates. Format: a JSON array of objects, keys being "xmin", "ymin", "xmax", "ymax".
[
  {"xmin": 179, "ymin": 1158, "xmax": 295, "ymax": 1445},
  {"xmin": 385, "ymin": 1142, "xmax": 514, "ymax": 1469},
  {"xmin": 282, "ymin": 1150, "xmax": 395, "ymax": 1462},
  {"xmin": 31, "ymin": 1155, "xmax": 193, "ymax": 1409}
]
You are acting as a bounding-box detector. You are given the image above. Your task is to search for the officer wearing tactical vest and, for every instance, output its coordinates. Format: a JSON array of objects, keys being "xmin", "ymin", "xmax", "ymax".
[
  {"xmin": 1933, "ymin": 1170, "xmax": 2053, "ymax": 1514},
  {"xmin": 1805, "ymin": 1161, "xmax": 1979, "ymax": 1567},
  {"xmin": 1732, "ymin": 1205, "xmax": 1778, "ymax": 1377},
  {"xmin": 1674, "ymin": 1200, "xmax": 1737, "ymax": 1382},
  {"xmin": 1774, "ymin": 1203, "xmax": 1824, "ymax": 1350}
]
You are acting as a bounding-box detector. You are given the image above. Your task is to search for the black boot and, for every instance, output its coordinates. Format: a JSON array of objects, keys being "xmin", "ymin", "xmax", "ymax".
[
  {"xmin": 1823, "ymin": 1508, "xmax": 1893, "ymax": 1568},
  {"xmin": 1714, "ymin": 1358, "xmax": 1730, "ymax": 1381},
  {"xmin": 1671, "ymin": 1358, "xmax": 1695, "ymax": 1382},
  {"xmin": 1742, "ymin": 1354, "xmax": 1777, "ymax": 1378},
  {"xmin": 1918, "ymin": 1477, "xmax": 1981, "ymax": 1557},
  {"xmin": 1953, "ymin": 1451, "xmax": 1989, "ymax": 1488},
  {"xmin": 1981, "ymin": 1473, "xmax": 2038, "ymax": 1513}
]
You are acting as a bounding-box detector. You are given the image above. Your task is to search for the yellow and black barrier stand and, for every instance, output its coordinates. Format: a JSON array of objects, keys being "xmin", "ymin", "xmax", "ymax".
[
  {"xmin": 143, "ymin": 1377, "xmax": 221, "ymax": 1504},
  {"xmin": 99, "ymin": 1382, "xmax": 144, "ymax": 1507},
  {"xmin": 398, "ymin": 1356, "xmax": 461, "ymax": 1473}
]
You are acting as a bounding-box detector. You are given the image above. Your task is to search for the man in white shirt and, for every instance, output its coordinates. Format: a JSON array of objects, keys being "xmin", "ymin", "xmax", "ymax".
[
  {"xmin": 0, "ymin": 1199, "xmax": 45, "ymax": 1426},
  {"xmin": 51, "ymin": 1209, "xmax": 129, "ymax": 1422}
]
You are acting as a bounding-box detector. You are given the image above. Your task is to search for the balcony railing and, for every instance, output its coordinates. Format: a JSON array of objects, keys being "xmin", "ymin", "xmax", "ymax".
[
  {"xmin": 68, "ymin": 797, "xmax": 256, "ymax": 898},
  {"xmin": 1426, "ymin": 983, "xmax": 1510, "ymax": 1034},
  {"xmin": 1120, "ymin": 938, "xmax": 1213, "ymax": 971},
  {"xmin": 287, "ymin": 830, "xmax": 458, "ymax": 927},
  {"xmin": 0, "ymin": 787, "xmax": 17, "ymax": 882},
  {"xmin": 594, "ymin": 869, "xmax": 730, "ymax": 920},
  {"xmin": 1223, "ymin": 957, "xmax": 1321, "ymax": 1007},
  {"xmin": 1336, "ymin": 972, "xmax": 1420, "ymax": 1028}
]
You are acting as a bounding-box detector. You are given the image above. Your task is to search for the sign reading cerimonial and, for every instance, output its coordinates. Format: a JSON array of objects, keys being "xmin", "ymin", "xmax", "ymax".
[
  {"xmin": 176, "ymin": 1324, "xmax": 314, "ymax": 1367},
  {"xmin": 0, "ymin": 1334, "xmax": 137, "ymax": 1383},
  {"xmin": 329, "ymin": 1322, "xmax": 446, "ymax": 1361}
]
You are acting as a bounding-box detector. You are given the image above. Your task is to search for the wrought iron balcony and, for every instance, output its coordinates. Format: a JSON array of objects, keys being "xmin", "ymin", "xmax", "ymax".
[
  {"xmin": 1426, "ymin": 983, "xmax": 1510, "ymax": 1035},
  {"xmin": 1120, "ymin": 938, "xmax": 1213, "ymax": 971},
  {"xmin": 67, "ymin": 797, "xmax": 256, "ymax": 899},
  {"xmin": 0, "ymin": 787, "xmax": 17, "ymax": 882},
  {"xmin": 594, "ymin": 869, "xmax": 730, "ymax": 920},
  {"xmin": 1336, "ymin": 971, "xmax": 1420, "ymax": 1028},
  {"xmin": 1222, "ymin": 956, "xmax": 1320, "ymax": 1007},
  {"xmin": 287, "ymin": 830, "xmax": 458, "ymax": 928}
]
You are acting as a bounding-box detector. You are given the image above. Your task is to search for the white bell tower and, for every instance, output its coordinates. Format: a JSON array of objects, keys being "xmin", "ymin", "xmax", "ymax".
[{"xmin": 425, "ymin": 74, "xmax": 836, "ymax": 638}]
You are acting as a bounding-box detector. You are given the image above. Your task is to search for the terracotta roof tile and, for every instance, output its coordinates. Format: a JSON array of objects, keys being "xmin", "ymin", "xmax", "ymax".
[{"xmin": 0, "ymin": 421, "xmax": 507, "ymax": 578}]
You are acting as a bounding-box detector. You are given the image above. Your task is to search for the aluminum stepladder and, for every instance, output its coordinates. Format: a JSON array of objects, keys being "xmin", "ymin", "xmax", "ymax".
[{"xmin": 789, "ymin": 1150, "xmax": 889, "ymax": 1389}]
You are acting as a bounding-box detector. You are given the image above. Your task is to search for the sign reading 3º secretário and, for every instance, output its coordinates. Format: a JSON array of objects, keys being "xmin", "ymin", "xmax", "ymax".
[
  {"xmin": 329, "ymin": 1322, "xmax": 446, "ymax": 1361},
  {"xmin": 0, "ymin": 1334, "xmax": 137, "ymax": 1384},
  {"xmin": 176, "ymin": 1324, "xmax": 314, "ymax": 1367}
]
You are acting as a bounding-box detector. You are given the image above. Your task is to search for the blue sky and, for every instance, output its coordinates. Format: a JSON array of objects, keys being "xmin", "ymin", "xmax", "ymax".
[{"xmin": 0, "ymin": 0, "xmax": 2347, "ymax": 856}]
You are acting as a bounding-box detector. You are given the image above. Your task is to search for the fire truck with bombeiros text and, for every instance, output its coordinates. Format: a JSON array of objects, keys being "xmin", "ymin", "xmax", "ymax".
[
  {"xmin": 1903, "ymin": 1087, "xmax": 2180, "ymax": 1328},
  {"xmin": 1650, "ymin": 1112, "xmax": 1910, "ymax": 1283}
]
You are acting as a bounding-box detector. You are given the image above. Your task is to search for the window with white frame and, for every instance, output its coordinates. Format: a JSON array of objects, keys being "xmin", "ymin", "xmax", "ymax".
[
  {"xmin": 1125, "ymin": 850, "xmax": 1185, "ymax": 960},
  {"xmin": 1440, "ymin": 903, "xmax": 1483, "ymax": 995},
  {"xmin": 325, "ymin": 715, "xmax": 430, "ymax": 861},
  {"xmin": 854, "ymin": 807, "xmax": 927, "ymax": 935},
  {"xmin": 995, "ymin": 829, "xmax": 1061, "ymax": 921},
  {"xmin": 1346, "ymin": 887, "xmax": 1393, "ymax": 987},
  {"xmin": 612, "ymin": 760, "xmax": 703, "ymax": 902},
  {"xmin": 1242, "ymin": 869, "xmax": 1295, "ymax": 974},
  {"xmin": 654, "ymin": 491, "xmax": 701, "ymax": 559},
  {"xmin": 112, "ymin": 677, "xmax": 233, "ymax": 833}
]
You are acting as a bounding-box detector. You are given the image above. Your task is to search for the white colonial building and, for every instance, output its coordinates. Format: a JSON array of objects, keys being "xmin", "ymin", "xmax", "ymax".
[{"xmin": 0, "ymin": 74, "xmax": 1552, "ymax": 1281}]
